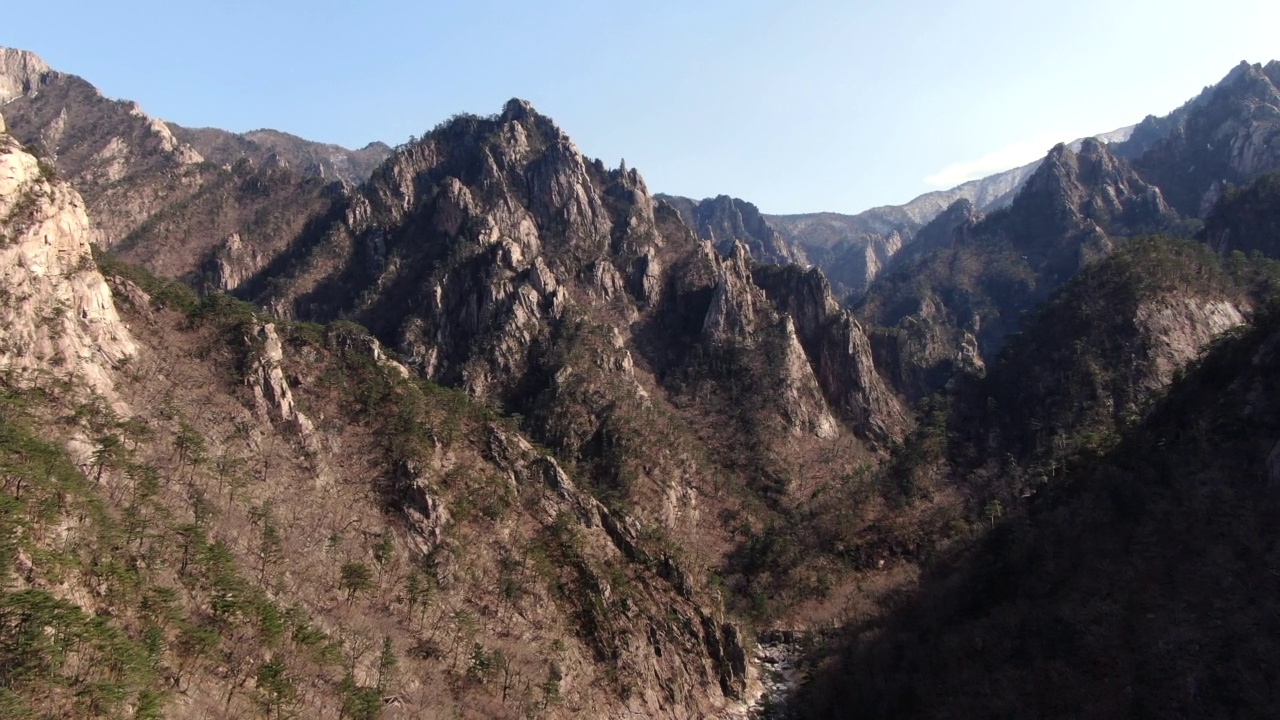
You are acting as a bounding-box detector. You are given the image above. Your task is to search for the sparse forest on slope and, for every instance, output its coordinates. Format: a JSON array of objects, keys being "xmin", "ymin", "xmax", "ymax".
[
  {"xmin": 3, "ymin": 241, "xmax": 760, "ymax": 719},
  {"xmin": 110, "ymin": 156, "xmax": 347, "ymax": 288},
  {"xmin": 168, "ymin": 125, "xmax": 391, "ymax": 185},
  {"xmin": 783, "ymin": 63, "xmax": 1280, "ymax": 719},
  {"xmin": 858, "ymin": 138, "xmax": 1187, "ymax": 401},
  {"xmin": 796, "ymin": 301, "xmax": 1280, "ymax": 719},
  {"xmin": 1203, "ymin": 171, "xmax": 1280, "ymax": 257}
]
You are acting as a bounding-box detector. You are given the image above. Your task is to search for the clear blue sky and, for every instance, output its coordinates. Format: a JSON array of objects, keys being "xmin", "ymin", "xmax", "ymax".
[{"xmin": 3, "ymin": 0, "xmax": 1278, "ymax": 214}]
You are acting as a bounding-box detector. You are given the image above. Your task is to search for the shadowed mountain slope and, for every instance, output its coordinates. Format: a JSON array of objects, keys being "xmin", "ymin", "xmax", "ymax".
[{"xmin": 796, "ymin": 298, "xmax": 1280, "ymax": 719}]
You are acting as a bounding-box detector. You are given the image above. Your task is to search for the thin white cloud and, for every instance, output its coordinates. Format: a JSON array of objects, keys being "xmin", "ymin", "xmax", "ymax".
[{"xmin": 923, "ymin": 134, "xmax": 1063, "ymax": 188}]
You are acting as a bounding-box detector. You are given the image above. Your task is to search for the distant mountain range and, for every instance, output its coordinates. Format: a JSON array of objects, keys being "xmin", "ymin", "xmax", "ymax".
[{"xmin": 667, "ymin": 124, "xmax": 1137, "ymax": 300}]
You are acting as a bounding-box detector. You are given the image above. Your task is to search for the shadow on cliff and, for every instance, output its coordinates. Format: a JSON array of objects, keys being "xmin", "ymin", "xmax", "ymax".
[{"xmin": 789, "ymin": 309, "xmax": 1280, "ymax": 719}]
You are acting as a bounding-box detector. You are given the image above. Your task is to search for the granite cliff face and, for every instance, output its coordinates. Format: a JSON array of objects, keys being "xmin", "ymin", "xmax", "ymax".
[
  {"xmin": 0, "ymin": 117, "xmax": 135, "ymax": 395},
  {"xmin": 1119, "ymin": 60, "xmax": 1280, "ymax": 217},
  {"xmin": 0, "ymin": 47, "xmax": 380, "ymax": 281},
  {"xmin": 659, "ymin": 193, "xmax": 802, "ymax": 266},
  {"xmin": 860, "ymin": 138, "xmax": 1182, "ymax": 400},
  {"xmin": 764, "ymin": 126, "xmax": 1135, "ymax": 300},
  {"xmin": 0, "ymin": 48, "xmax": 211, "ymax": 245},
  {"xmin": 748, "ymin": 261, "xmax": 905, "ymax": 440},
  {"xmin": 255, "ymin": 99, "xmax": 902, "ymax": 443},
  {"xmin": 0, "ymin": 47, "xmax": 52, "ymax": 104}
]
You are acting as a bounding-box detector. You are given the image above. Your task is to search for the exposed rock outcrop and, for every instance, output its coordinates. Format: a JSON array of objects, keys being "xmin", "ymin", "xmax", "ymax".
[
  {"xmin": 1121, "ymin": 60, "xmax": 1280, "ymax": 217},
  {"xmin": 894, "ymin": 198, "xmax": 984, "ymax": 263},
  {"xmin": 859, "ymin": 139, "xmax": 1183, "ymax": 399},
  {"xmin": 483, "ymin": 425, "xmax": 754, "ymax": 715},
  {"xmin": 1, "ymin": 56, "xmax": 211, "ymax": 246},
  {"xmin": 1133, "ymin": 296, "xmax": 1245, "ymax": 389},
  {"xmin": 0, "ymin": 129, "xmax": 135, "ymax": 396},
  {"xmin": 750, "ymin": 263, "xmax": 906, "ymax": 440},
  {"xmin": 660, "ymin": 194, "xmax": 801, "ymax": 266},
  {"xmin": 244, "ymin": 322, "xmax": 316, "ymax": 439},
  {"xmin": 202, "ymin": 232, "xmax": 263, "ymax": 293},
  {"xmin": 0, "ymin": 47, "xmax": 52, "ymax": 103},
  {"xmin": 702, "ymin": 242, "xmax": 763, "ymax": 345}
]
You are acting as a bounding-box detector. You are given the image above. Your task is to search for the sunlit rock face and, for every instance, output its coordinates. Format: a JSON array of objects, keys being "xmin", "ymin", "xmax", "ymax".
[{"xmin": 0, "ymin": 129, "xmax": 136, "ymax": 396}]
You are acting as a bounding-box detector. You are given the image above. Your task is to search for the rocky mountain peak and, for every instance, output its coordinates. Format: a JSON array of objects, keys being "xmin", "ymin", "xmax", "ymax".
[
  {"xmin": 860, "ymin": 136, "xmax": 1182, "ymax": 402},
  {"xmin": 702, "ymin": 240, "xmax": 762, "ymax": 344},
  {"xmin": 1121, "ymin": 58, "xmax": 1280, "ymax": 216},
  {"xmin": 501, "ymin": 97, "xmax": 537, "ymax": 122},
  {"xmin": 2, "ymin": 49, "xmax": 388, "ymax": 197},
  {"xmin": 1265, "ymin": 59, "xmax": 1280, "ymax": 86},
  {"xmin": 658, "ymin": 193, "xmax": 802, "ymax": 266},
  {"xmin": 1019, "ymin": 137, "xmax": 1173, "ymax": 237},
  {"xmin": 1221, "ymin": 59, "xmax": 1280, "ymax": 97},
  {"xmin": 894, "ymin": 197, "xmax": 984, "ymax": 263},
  {"xmin": 927, "ymin": 197, "xmax": 983, "ymax": 236},
  {"xmin": 349, "ymin": 101, "xmax": 612, "ymax": 264},
  {"xmin": 0, "ymin": 47, "xmax": 53, "ymax": 103}
]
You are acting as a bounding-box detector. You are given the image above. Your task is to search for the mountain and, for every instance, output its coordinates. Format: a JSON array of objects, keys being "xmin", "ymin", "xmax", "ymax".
[
  {"xmin": 853, "ymin": 60, "xmax": 1280, "ymax": 403},
  {"xmin": 168, "ymin": 124, "xmax": 391, "ymax": 184},
  {"xmin": 796, "ymin": 291, "xmax": 1280, "ymax": 720},
  {"xmin": 0, "ymin": 46, "xmax": 387, "ymax": 265},
  {"xmin": 660, "ymin": 134, "xmax": 1132, "ymax": 301},
  {"xmin": 0, "ymin": 47, "xmax": 214, "ymax": 245},
  {"xmin": 1116, "ymin": 60, "xmax": 1280, "ymax": 217},
  {"xmin": 247, "ymin": 99, "xmax": 903, "ymax": 438},
  {"xmin": 859, "ymin": 138, "xmax": 1185, "ymax": 401},
  {"xmin": 764, "ymin": 125, "xmax": 1136, "ymax": 299},
  {"xmin": 7, "ymin": 43, "xmax": 1280, "ymax": 720},
  {"xmin": 777, "ymin": 60, "xmax": 1280, "ymax": 719},
  {"xmin": 0, "ymin": 87, "xmax": 920, "ymax": 717},
  {"xmin": 1, "ymin": 109, "xmax": 766, "ymax": 719},
  {"xmin": 657, "ymin": 194, "xmax": 803, "ymax": 266}
]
